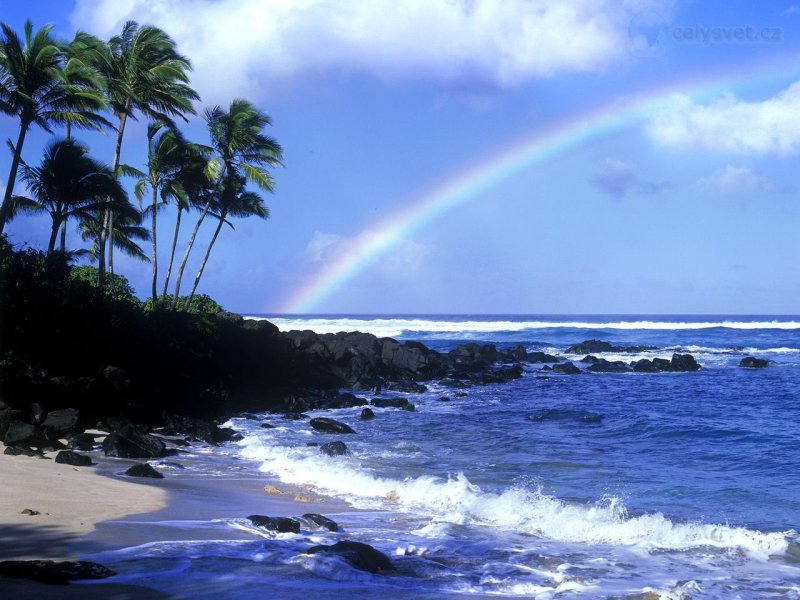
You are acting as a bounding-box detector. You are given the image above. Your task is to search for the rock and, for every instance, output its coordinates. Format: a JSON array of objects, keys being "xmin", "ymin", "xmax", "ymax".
[
  {"xmin": 320, "ymin": 441, "xmax": 348, "ymax": 456},
  {"xmin": 29, "ymin": 403, "xmax": 45, "ymax": 424},
  {"xmin": 54, "ymin": 451, "xmax": 92, "ymax": 467},
  {"xmin": 4, "ymin": 421, "xmax": 46, "ymax": 447},
  {"xmin": 98, "ymin": 366, "xmax": 131, "ymax": 392},
  {"xmin": 42, "ymin": 408, "xmax": 80, "ymax": 435},
  {"xmin": 566, "ymin": 340, "xmax": 616, "ymax": 354},
  {"xmin": 20, "ymin": 508, "xmax": 40, "ymax": 515},
  {"xmin": 438, "ymin": 396, "xmax": 450, "ymax": 402},
  {"xmin": 96, "ymin": 416, "xmax": 131, "ymax": 432},
  {"xmin": 371, "ymin": 398, "xmax": 414, "ymax": 410},
  {"xmin": 242, "ymin": 318, "xmax": 280, "ymax": 335},
  {"xmin": 0, "ymin": 560, "xmax": 116, "ymax": 584},
  {"xmin": 652, "ymin": 357, "xmax": 672, "ymax": 371},
  {"xmin": 247, "ymin": 515, "xmax": 301, "ymax": 533},
  {"xmin": 360, "ymin": 407, "xmax": 375, "ymax": 420},
  {"xmin": 632, "ymin": 359, "xmax": 659, "ymax": 373},
  {"xmin": 480, "ymin": 364, "xmax": 524, "ymax": 383},
  {"xmin": 499, "ymin": 345, "xmax": 528, "ymax": 361},
  {"xmin": 260, "ymin": 422, "xmax": 275, "ymax": 429},
  {"xmin": 318, "ymin": 393, "xmax": 368, "ymax": 410},
  {"xmin": 310, "ymin": 417, "xmax": 356, "ymax": 434},
  {"xmin": 0, "ymin": 409, "xmax": 24, "ymax": 440},
  {"xmin": 552, "ymin": 362, "xmax": 581, "ymax": 375},
  {"xmin": 740, "ymin": 356, "xmax": 769, "ymax": 368},
  {"xmin": 124, "ymin": 463, "xmax": 164, "ymax": 479},
  {"xmin": 68, "ymin": 433, "xmax": 97, "ymax": 451},
  {"xmin": 306, "ymin": 540, "xmax": 395, "ymax": 573},
  {"xmin": 669, "ymin": 353, "xmax": 701, "ymax": 372},
  {"xmin": 102, "ymin": 424, "xmax": 166, "ymax": 459},
  {"xmin": 283, "ymin": 412, "xmax": 308, "ymax": 420},
  {"xmin": 525, "ymin": 351, "xmax": 561, "ymax": 363},
  {"xmin": 161, "ymin": 414, "xmax": 242, "ymax": 445},
  {"xmin": 586, "ymin": 359, "xmax": 631, "ymax": 373},
  {"xmin": 302, "ymin": 513, "xmax": 340, "ymax": 532},
  {"xmin": 385, "ymin": 380, "xmax": 427, "ymax": 393},
  {"xmin": 4, "ymin": 446, "xmax": 43, "ymax": 457}
]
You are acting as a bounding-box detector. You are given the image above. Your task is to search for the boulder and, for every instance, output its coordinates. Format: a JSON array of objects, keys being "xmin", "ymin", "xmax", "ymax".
[
  {"xmin": 102, "ymin": 424, "xmax": 166, "ymax": 459},
  {"xmin": 669, "ymin": 353, "xmax": 701, "ymax": 372},
  {"xmin": 360, "ymin": 407, "xmax": 375, "ymax": 420},
  {"xmin": 161, "ymin": 414, "xmax": 242, "ymax": 445},
  {"xmin": 310, "ymin": 417, "xmax": 356, "ymax": 434},
  {"xmin": 552, "ymin": 362, "xmax": 581, "ymax": 375},
  {"xmin": 632, "ymin": 359, "xmax": 659, "ymax": 373},
  {"xmin": 498, "ymin": 345, "xmax": 528, "ymax": 361},
  {"xmin": 371, "ymin": 398, "xmax": 414, "ymax": 410},
  {"xmin": 54, "ymin": 451, "xmax": 92, "ymax": 467},
  {"xmin": 306, "ymin": 540, "xmax": 395, "ymax": 573},
  {"xmin": 98, "ymin": 366, "xmax": 131, "ymax": 392},
  {"xmin": 42, "ymin": 408, "xmax": 80, "ymax": 435},
  {"xmin": 0, "ymin": 560, "xmax": 116, "ymax": 585},
  {"xmin": 480, "ymin": 364, "xmax": 524, "ymax": 383},
  {"xmin": 68, "ymin": 433, "xmax": 97, "ymax": 451},
  {"xmin": 525, "ymin": 351, "xmax": 561, "ymax": 363},
  {"xmin": 247, "ymin": 515, "xmax": 301, "ymax": 533},
  {"xmin": 587, "ymin": 359, "xmax": 631, "ymax": 373},
  {"xmin": 320, "ymin": 441, "xmax": 348, "ymax": 457},
  {"xmin": 385, "ymin": 380, "xmax": 427, "ymax": 393},
  {"xmin": 566, "ymin": 340, "xmax": 616, "ymax": 354},
  {"xmin": 302, "ymin": 513, "xmax": 339, "ymax": 532},
  {"xmin": 4, "ymin": 446, "xmax": 43, "ymax": 457},
  {"xmin": 124, "ymin": 463, "xmax": 164, "ymax": 479},
  {"xmin": 740, "ymin": 356, "xmax": 769, "ymax": 368},
  {"xmin": 318, "ymin": 393, "xmax": 368, "ymax": 410},
  {"xmin": 4, "ymin": 421, "xmax": 46, "ymax": 447}
]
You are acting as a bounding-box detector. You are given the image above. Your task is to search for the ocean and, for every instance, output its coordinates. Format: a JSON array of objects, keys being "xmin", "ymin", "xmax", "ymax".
[{"xmin": 84, "ymin": 315, "xmax": 800, "ymax": 599}]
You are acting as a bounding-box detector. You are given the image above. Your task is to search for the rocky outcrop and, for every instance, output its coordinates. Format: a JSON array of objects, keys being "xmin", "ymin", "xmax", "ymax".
[
  {"xmin": 552, "ymin": 362, "xmax": 581, "ymax": 375},
  {"xmin": 54, "ymin": 450, "xmax": 92, "ymax": 466},
  {"xmin": 630, "ymin": 353, "xmax": 700, "ymax": 372},
  {"xmin": 160, "ymin": 413, "xmax": 242, "ymax": 446},
  {"xmin": 0, "ymin": 560, "xmax": 116, "ymax": 584},
  {"xmin": 306, "ymin": 540, "xmax": 395, "ymax": 573},
  {"xmin": 102, "ymin": 424, "xmax": 166, "ymax": 458},
  {"xmin": 124, "ymin": 463, "xmax": 164, "ymax": 478},
  {"xmin": 247, "ymin": 515, "xmax": 301, "ymax": 533},
  {"xmin": 320, "ymin": 441, "xmax": 348, "ymax": 456},
  {"xmin": 310, "ymin": 417, "xmax": 356, "ymax": 434},
  {"xmin": 566, "ymin": 340, "xmax": 658, "ymax": 354},
  {"xmin": 740, "ymin": 356, "xmax": 769, "ymax": 368},
  {"xmin": 370, "ymin": 398, "xmax": 415, "ymax": 410},
  {"xmin": 302, "ymin": 513, "xmax": 339, "ymax": 532}
]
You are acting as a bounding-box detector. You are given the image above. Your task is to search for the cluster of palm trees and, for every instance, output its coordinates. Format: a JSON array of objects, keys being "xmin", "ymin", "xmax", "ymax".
[{"xmin": 0, "ymin": 20, "xmax": 282, "ymax": 310}]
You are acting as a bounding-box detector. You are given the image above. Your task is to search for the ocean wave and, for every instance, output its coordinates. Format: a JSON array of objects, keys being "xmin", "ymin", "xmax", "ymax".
[
  {"xmin": 237, "ymin": 436, "xmax": 790, "ymax": 560},
  {"xmin": 253, "ymin": 316, "xmax": 800, "ymax": 338}
]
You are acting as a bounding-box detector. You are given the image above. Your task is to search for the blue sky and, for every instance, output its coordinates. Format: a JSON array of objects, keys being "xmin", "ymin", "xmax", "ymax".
[{"xmin": 2, "ymin": 0, "xmax": 800, "ymax": 314}]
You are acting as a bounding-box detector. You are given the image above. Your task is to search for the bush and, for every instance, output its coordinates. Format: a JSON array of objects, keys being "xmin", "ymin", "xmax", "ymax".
[{"xmin": 143, "ymin": 293, "xmax": 224, "ymax": 314}]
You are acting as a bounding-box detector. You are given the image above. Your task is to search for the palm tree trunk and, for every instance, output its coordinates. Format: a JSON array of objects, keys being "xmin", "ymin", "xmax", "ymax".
[
  {"xmin": 162, "ymin": 206, "xmax": 182, "ymax": 298},
  {"xmin": 47, "ymin": 216, "xmax": 61, "ymax": 254},
  {"xmin": 103, "ymin": 109, "xmax": 128, "ymax": 290},
  {"xmin": 171, "ymin": 200, "xmax": 212, "ymax": 309},
  {"xmin": 184, "ymin": 210, "xmax": 226, "ymax": 311},
  {"xmin": 60, "ymin": 219, "xmax": 67, "ymax": 251},
  {"xmin": 150, "ymin": 185, "xmax": 158, "ymax": 308},
  {"xmin": 0, "ymin": 121, "xmax": 30, "ymax": 235}
]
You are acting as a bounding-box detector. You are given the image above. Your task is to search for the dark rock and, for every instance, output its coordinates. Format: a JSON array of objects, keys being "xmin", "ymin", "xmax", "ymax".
[
  {"xmin": 318, "ymin": 393, "xmax": 368, "ymax": 410},
  {"xmin": 632, "ymin": 359, "xmax": 659, "ymax": 373},
  {"xmin": 29, "ymin": 403, "xmax": 45, "ymax": 424},
  {"xmin": 438, "ymin": 396, "xmax": 450, "ymax": 402},
  {"xmin": 669, "ymin": 353, "xmax": 701, "ymax": 372},
  {"xmin": 283, "ymin": 412, "xmax": 309, "ymax": 420},
  {"xmin": 437, "ymin": 377, "xmax": 467, "ymax": 388},
  {"xmin": 371, "ymin": 398, "xmax": 414, "ymax": 410},
  {"xmin": 360, "ymin": 407, "xmax": 375, "ymax": 420},
  {"xmin": 306, "ymin": 540, "xmax": 395, "ymax": 573},
  {"xmin": 566, "ymin": 340, "xmax": 616, "ymax": 354},
  {"xmin": 98, "ymin": 365, "xmax": 131, "ymax": 392},
  {"xmin": 54, "ymin": 450, "xmax": 92, "ymax": 466},
  {"xmin": 480, "ymin": 364, "xmax": 524, "ymax": 383},
  {"xmin": 525, "ymin": 351, "xmax": 561, "ymax": 363},
  {"xmin": 4, "ymin": 421, "xmax": 46, "ymax": 447},
  {"xmin": 161, "ymin": 413, "xmax": 241, "ymax": 445},
  {"xmin": 97, "ymin": 416, "xmax": 132, "ymax": 432},
  {"xmin": 124, "ymin": 463, "xmax": 164, "ymax": 479},
  {"xmin": 242, "ymin": 318, "xmax": 280, "ymax": 335},
  {"xmin": 4, "ymin": 446, "xmax": 43, "ymax": 457},
  {"xmin": 740, "ymin": 356, "xmax": 769, "ymax": 368},
  {"xmin": 42, "ymin": 408, "xmax": 80, "ymax": 434},
  {"xmin": 68, "ymin": 433, "xmax": 96, "ymax": 451},
  {"xmin": 302, "ymin": 513, "xmax": 339, "ymax": 532},
  {"xmin": 216, "ymin": 310, "xmax": 244, "ymax": 325},
  {"xmin": 652, "ymin": 357, "xmax": 672, "ymax": 371},
  {"xmin": 102, "ymin": 424, "xmax": 166, "ymax": 459},
  {"xmin": 499, "ymin": 345, "xmax": 528, "ymax": 361},
  {"xmin": 320, "ymin": 441, "xmax": 348, "ymax": 456},
  {"xmin": 552, "ymin": 362, "xmax": 581, "ymax": 375},
  {"xmin": 0, "ymin": 559, "xmax": 116, "ymax": 584},
  {"xmin": 0, "ymin": 409, "xmax": 24, "ymax": 440},
  {"xmin": 580, "ymin": 355, "xmax": 600, "ymax": 364},
  {"xmin": 310, "ymin": 417, "xmax": 356, "ymax": 434},
  {"xmin": 587, "ymin": 359, "xmax": 631, "ymax": 373},
  {"xmin": 247, "ymin": 515, "xmax": 301, "ymax": 533},
  {"xmin": 385, "ymin": 380, "xmax": 427, "ymax": 393},
  {"xmin": 260, "ymin": 422, "xmax": 275, "ymax": 428}
]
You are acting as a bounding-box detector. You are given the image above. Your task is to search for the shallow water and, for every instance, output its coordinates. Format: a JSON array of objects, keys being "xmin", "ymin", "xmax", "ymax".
[{"xmin": 86, "ymin": 315, "xmax": 800, "ymax": 599}]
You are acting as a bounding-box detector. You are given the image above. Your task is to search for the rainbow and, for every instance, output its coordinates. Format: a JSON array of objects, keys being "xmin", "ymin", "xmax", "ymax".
[{"xmin": 278, "ymin": 59, "xmax": 800, "ymax": 314}]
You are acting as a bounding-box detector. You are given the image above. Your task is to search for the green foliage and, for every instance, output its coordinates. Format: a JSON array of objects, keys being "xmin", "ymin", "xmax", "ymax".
[
  {"xmin": 143, "ymin": 293, "xmax": 223, "ymax": 314},
  {"xmin": 68, "ymin": 265, "xmax": 139, "ymax": 305}
]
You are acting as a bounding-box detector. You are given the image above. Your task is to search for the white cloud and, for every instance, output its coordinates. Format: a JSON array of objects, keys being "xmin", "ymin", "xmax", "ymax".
[
  {"xmin": 647, "ymin": 82, "xmax": 800, "ymax": 155},
  {"xmin": 697, "ymin": 165, "xmax": 777, "ymax": 194},
  {"xmin": 590, "ymin": 157, "xmax": 669, "ymax": 198},
  {"xmin": 70, "ymin": 0, "xmax": 667, "ymax": 101}
]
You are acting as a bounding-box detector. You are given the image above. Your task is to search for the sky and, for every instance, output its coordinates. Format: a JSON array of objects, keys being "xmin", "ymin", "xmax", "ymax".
[{"xmin": 2, "ymin": 0, "xmax": 800, "ymax": 315}]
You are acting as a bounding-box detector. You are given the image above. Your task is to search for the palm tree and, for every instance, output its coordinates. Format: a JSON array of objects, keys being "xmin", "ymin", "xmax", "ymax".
[
  {"xmin": 172, "ymin": 99, "xmax": 282, "ymax": 309},
  {"xmin": 11, "ymin": 138, "xmax": 124, "ymax": 254},
  {"xmin": 133, "ymin": 121, "xmax": 202, "ymax": 307},
  {"xmin": 78, "ymin": 201, "xmax": 149, "ymax": 266},
  {"xmin": 183, "ymin": 173, "xmax": 269, "ymax": 310},
  {"xmin": 98, "ymin": 20, "xmax": 198, "ymax": 288},
  {"xmin": 0, "ymin": 20, "xmax": 107, "ymax": 234}
]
